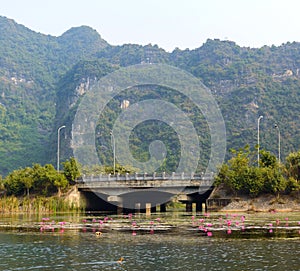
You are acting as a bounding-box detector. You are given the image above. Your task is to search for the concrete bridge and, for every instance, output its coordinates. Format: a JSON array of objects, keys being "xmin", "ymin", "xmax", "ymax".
[{"xmin": 77, "ymin": 172, "xmax": 215, "ymax": 213}]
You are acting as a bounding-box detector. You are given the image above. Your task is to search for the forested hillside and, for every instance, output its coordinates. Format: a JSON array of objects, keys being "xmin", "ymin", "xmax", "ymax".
[
  {"xmin": 0, "ymin": 16, "xmax": 107, "ymax": 174},
  {"xmin": 0, "ymin": 16, "xmax": 300, "ymax": 175}
]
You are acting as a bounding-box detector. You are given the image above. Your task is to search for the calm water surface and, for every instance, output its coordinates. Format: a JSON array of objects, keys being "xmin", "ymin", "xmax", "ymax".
[
  {"xmin": 1, "ymin": 231, "xmax": 300, "ymax": 271},
  {"xmin": 0, "ymin": 213, "xmax": 299, "ymax": 271}
]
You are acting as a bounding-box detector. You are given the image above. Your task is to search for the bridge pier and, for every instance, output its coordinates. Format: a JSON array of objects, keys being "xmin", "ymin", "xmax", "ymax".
[
  {"xmin": 135, "ymin": 203, "xmax": 141, "ymax": 213},
  {"xmin": 186, "ymin": 202, "xmax": 193, "ymax": 212},
  {"xmin": 117, "ymin": 204, "xmax": 123, "ymax": 214},
  {"xmin": 146, "ymin": 203, "xmax": 151, "ymax": 216}
]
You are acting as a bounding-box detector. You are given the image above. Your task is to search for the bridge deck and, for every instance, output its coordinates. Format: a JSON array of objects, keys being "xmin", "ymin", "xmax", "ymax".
[{"xmin": 77, "ymin": 172, "xmax": 214, "ymax": 189}]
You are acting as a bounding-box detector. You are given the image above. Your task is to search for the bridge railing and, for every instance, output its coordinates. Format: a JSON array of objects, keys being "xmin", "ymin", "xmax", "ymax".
[{"xmin": 77, "ymin": 172, "xmax": 214, "ymax": 183}]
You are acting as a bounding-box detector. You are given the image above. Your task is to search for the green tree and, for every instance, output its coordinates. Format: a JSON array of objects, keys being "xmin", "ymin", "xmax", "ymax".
[
  {"xmin": 244, "ymin": 167, "xmax": 264, "ymax": 196},
  {"xmin": 215, "ymin": 146, "xmax": 252, "ymax": 194},
  {"xmin": 3, "ymin": 163, "xmax": 69, "ymax": 197},
  {"xmin": 44, "ymin": 164, "xmax": 68, "ymax": 197},
  {"xmin": 285, "ymin": 151, "xmax": 300, "ymax": 192},
  {"xmin": 4, "ymin": 169, "xmax": 25, "ymax": 196},
  {"xmin": 262, "ymin": 166, "xmax": 287, "ymax": 197},
  {"xmin": 32, "ymin": 163, "xmax": 67, "ymax": 196},
  {"xmin": 260, "ymin": 150, "xmax": 277, "ymax": 168},
  {"xmin": 32, "ymin": 163, "xmax": 53, "ymax": 196},
  {"xmin": 20, "ymin": 167, "xmax": 34, "ymax": 196},
  {"xmin": 3, "ymin": 167, "xmax": 36, "ymax": 196},
  {"xmin": 286, "ymin": 177, "xmax": 300, "ymax": 193},
  {"xmin": 216, "ymin": 146, "xmax": 287, "ymax": 196},
  {"xmin": 62, "ymin": 157, "xmax": 81, "ymax": 183},
  {"xmin": 53, "ymin": 173, "xmax": 68, "ymax": 197},
  {"xmin": 285, "ymin": 151, "xmax": 300, "ymax": 180}
]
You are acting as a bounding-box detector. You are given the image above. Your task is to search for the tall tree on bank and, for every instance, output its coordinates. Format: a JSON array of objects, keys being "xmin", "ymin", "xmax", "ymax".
[
  {"xmin": 62, "ymin": 157, "xmax": 81, "ymax": 183},
  {"xmin": 285, "ymin": 151, "xmax": 300, "ymax": 192}
]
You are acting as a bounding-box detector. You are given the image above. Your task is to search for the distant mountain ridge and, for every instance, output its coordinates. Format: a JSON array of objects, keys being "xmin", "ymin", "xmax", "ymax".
[{"xmin": 0, "ymin": 15, "xmax": 300, "ymax": 175}]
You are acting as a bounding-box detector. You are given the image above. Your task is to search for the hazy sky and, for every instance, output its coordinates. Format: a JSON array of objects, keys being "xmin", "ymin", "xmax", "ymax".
[{"xmin": 1, "ymin": 0, "xmax": 300, "ymax": 51}]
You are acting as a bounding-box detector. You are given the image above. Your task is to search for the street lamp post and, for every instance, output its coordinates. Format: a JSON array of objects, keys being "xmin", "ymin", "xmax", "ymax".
[
  {"xmin": 275, "ymin": 124, "xmax": 281, "ymax": 163},
  {"xmin": 57, "ymin": 125, "xmax": 66, "ymax": 172},
  {"xmin": 257, "ymin": 116, "xmax": 263, "ymax": 167},
  {"xmin": 110, "ymin": 131, "xmax": 116, "ymax": 175}
]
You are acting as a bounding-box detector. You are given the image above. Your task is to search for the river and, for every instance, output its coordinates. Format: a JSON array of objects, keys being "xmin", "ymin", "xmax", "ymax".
[{"xmin": 0, "ymin": 212, "xmax": 299, "ymax": 271}]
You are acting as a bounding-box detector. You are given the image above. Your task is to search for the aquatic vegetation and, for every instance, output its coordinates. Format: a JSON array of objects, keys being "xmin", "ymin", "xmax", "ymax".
[{"xmin": 0, "ymin": 195, "xmax": 85, "ymax": 214}]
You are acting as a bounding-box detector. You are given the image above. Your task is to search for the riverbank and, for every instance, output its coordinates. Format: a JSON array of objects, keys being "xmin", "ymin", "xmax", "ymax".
[
  {"xmin": 219, "ymin": 194, "xmax": 300, "ymax": 212},
  {"xmin": 208, "ymin": 185, "xmax": 300, "ymax": 212}
]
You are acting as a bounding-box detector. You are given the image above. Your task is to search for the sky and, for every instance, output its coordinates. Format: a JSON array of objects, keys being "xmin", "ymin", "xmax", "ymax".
[{"xmin": 1, "ymin": 0, "xmax": 300, "ymax": 52}]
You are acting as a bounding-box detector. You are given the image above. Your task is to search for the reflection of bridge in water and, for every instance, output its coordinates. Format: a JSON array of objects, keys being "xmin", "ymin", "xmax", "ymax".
[{"xmin": 77, "ymin": 172, "xmax": 215, "ymax": 213}]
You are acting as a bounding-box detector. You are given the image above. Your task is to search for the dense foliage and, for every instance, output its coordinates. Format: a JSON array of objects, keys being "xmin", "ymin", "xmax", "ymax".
[
  {"xmin": 215, "ymin": 146, "xmax": 300, "ymax": 196},
  {"xmin": 1, "ymin": 157, "xmax": 82, "ymax": 197},
  {"xmin": 56, "ymin": 40, "xmax": 300, "ymax": 175},
  {"xmin": 3, "ymin": 163, "xmax": 67, "ymax": 197},
  {"xmin": 0, "ymin": 157, "xmax": 136, "ymax": 197},
  {"xmin": 0, "ymin": 16, "xmax": 108, "ymax": 174}
]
